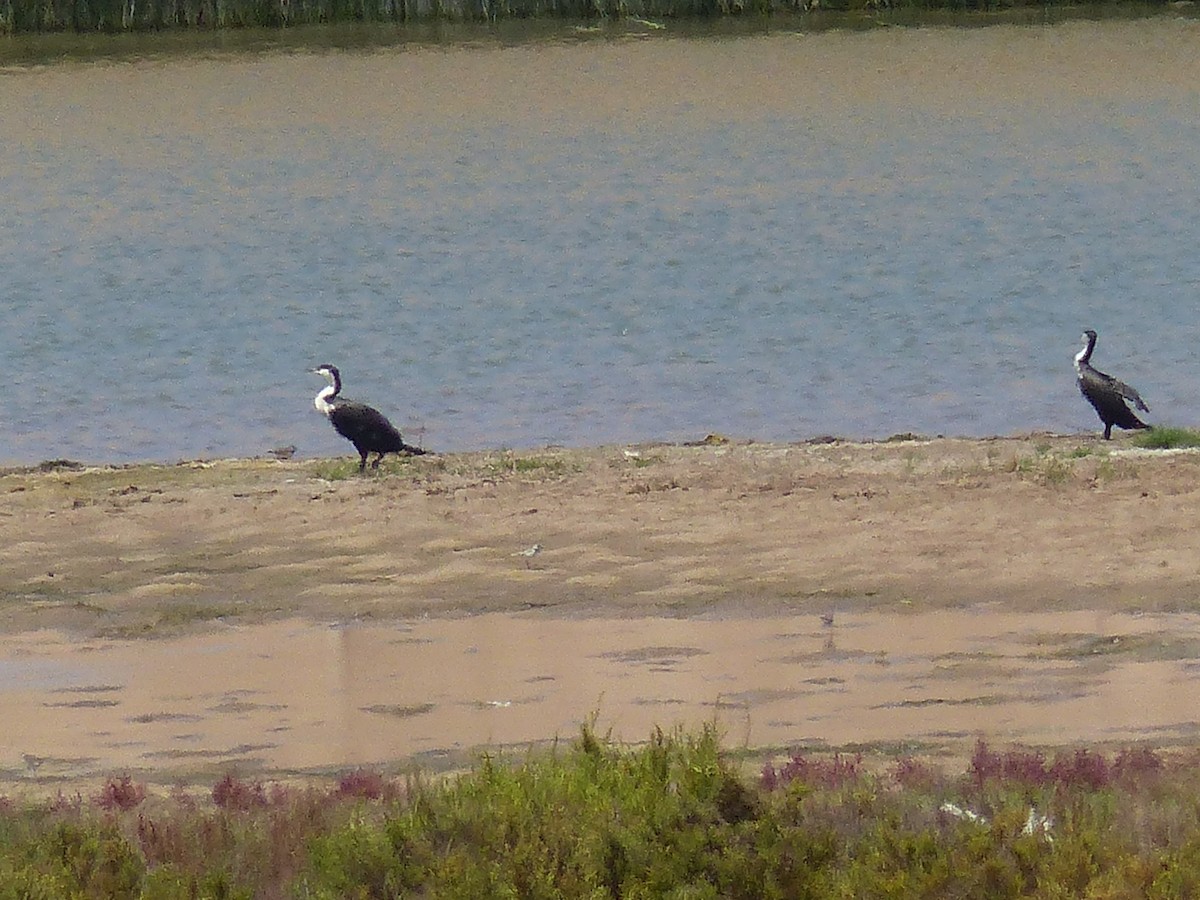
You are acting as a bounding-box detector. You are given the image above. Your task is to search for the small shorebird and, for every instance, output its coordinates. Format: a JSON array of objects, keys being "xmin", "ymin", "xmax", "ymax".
[
  {"xmin": 22, "ymin": 754, "xmax": 46, "ymax": 774},
  {"xmin": 513, "ymin": 543, "xmax": 542, "ymax": 567}
]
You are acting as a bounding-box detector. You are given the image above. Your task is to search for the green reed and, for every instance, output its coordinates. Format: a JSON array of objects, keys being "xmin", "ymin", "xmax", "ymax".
[{"xmin": 0, "ymin": 0, "xmax": 1168, "ymax": 34}]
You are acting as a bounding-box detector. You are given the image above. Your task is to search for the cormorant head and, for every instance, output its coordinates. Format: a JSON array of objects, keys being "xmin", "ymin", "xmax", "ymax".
[{"xmin": 312, "ymin": 364, "xmax": 341, "ymax": 386}]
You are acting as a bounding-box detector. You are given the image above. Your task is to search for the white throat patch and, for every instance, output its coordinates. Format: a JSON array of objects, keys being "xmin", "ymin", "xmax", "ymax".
[
  {"xmin": 314, "ymin": 386, "xmax": 337, "ymax": 416},
  {"xmin": 1074, "ymin": 339, "xmax": 1090, "ymax": 373}
]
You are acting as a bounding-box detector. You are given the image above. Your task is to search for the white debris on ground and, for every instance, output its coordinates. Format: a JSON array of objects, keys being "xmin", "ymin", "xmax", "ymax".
[{"xmin": 938, "ymin": 802, "xmax": 1053, "ymax": 842}]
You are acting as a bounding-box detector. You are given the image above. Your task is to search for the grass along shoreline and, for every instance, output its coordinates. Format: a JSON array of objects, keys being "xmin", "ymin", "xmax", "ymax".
[
  {"xmin": 0, "ymin": 426, "xmax": 1196, "ymax": 496},
  {"xmin": 4, "ymin": 424, "xmax": 1197, "ymax": 476}
]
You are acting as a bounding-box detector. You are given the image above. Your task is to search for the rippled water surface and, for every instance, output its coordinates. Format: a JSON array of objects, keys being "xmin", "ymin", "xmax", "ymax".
[{"xmin": 4, "ymin": 16, "xmax": 1200, "ymax": 463}]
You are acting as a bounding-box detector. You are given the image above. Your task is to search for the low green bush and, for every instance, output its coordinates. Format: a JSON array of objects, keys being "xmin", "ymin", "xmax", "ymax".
[{"xmin": 1, "ymin": 735, "xmax": 1200, "ymax": 896}]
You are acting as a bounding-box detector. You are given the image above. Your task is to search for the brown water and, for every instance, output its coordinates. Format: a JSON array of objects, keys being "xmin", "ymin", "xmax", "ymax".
[{"xmin": 3, "ymin": 608, "xmax": 1198, "ymax": 784}]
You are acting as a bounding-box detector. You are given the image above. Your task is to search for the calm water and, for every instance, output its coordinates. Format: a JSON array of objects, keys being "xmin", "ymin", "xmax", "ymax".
[{"xmin": 3, "ymin": 16, "xmax": 1200, "ymax": 464}]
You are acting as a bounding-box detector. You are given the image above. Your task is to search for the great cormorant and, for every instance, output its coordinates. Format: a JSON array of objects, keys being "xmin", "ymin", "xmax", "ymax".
[
  {"xmin": 312, "ymin": 364, "xmax": 427, "ymax": 471},
  {"xmin": 1074, "ymin": 330, "xmax": 1150, "ymax": 440}
]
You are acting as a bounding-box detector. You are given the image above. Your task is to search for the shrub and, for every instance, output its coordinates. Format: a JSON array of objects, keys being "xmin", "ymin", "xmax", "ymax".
[
  {"xmin": 762, "ymin": 752, "xmax": 864, "ymax": 791},
  {"xmin": 211, "ymin": 774, "xmax": 268, "ymax": 811},
  {"xmin": 0, "ymin": 733, "xmax": 1197, "ymax": 896},
  {"xmin": 95, "ymin": 775, "xmax": 146, "ymax": 812},
  {"xmin": 335, "ymin": 768, "xmax": 394, "ymax": 801}
]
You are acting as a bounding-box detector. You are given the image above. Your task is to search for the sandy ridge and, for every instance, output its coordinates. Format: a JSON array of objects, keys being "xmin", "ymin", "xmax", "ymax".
[{"xmin": 2, "ymin": 434, "xmax": 1198, "ymax": 636}]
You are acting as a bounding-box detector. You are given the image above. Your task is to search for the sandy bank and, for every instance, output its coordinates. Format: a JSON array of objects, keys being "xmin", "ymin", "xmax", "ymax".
[
  {"xmin": 2, "ymin": 434, "xmax": 1199, "ymax": 788},
  {"xmin": 3, "ymin": 434, "xmax": 1197, "ymax": 632}
]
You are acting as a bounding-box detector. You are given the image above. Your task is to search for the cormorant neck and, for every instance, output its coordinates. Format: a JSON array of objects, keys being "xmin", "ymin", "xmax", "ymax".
[
  {"xmin": 314, "ymin": 382, "xmax": 340, "ymax": 415},
  {"xmin": 1075, "ymin": 335, "xmax": 1095, "ymax": 369}
]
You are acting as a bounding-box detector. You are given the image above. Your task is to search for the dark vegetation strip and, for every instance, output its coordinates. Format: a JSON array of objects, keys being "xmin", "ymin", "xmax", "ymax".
[
  {"xmin": 0, "ymin": 0, "xmax": 1181, "ymax": 34},
  {"xmin": 4, "ymin": 726, "xmax": 1200, "ymax": 896}
]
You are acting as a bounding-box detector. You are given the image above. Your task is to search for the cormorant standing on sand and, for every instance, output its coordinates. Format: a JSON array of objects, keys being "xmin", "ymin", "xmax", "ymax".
[
  {"xmin": 312, "ymin": 364, "xmax": 427, "ymax": 471},
  {"xmin": 1074, "ymin": 330, "xmax": 1151, "ymax": 440}
]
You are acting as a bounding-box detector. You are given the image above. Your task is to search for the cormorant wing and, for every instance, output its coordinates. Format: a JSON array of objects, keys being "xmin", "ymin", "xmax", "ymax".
[
  {"xmin": 328, "ymin": 399, "xmax": 405, "ymax": 447},
  {"xmin": 1111, "ymin": 378, "xmax": 1149, "ymax": 412},
  {"xmin": 1086, "ymin": 367, "xmax": 1149, "ymax": 413},
  {"xmin": 332, "ymin": 399, "xmax": 394, "ymax": 428}
]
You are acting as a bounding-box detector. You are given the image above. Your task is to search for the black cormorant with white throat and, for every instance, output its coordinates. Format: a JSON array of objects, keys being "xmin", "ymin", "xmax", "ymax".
[
  {"xmin": 1074, "ymin": 329, "xmax": 1151, "ymax": 440},
  {"xmin": 312, "ymin": 364, "xmax": 427, "ymax": 471}
]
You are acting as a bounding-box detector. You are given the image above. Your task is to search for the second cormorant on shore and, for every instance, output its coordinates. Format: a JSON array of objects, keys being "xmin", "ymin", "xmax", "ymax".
[
  {"xmin": 1074, "ymin": 329, "xmax": 1151, "ymax": 440},
  {"xmin": 312, "ymin": 364, "xmax": 426, "ymax": 471}
]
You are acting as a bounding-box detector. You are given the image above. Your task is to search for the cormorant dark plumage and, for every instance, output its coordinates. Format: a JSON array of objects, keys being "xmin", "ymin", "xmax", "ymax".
[
  {"xmin": 312, "ymin": 364, "xmax": 426, "ymax": 471},
  {"xmin": 1074, "ymin": 330, "xmax": 1151, "ymax": 440}
]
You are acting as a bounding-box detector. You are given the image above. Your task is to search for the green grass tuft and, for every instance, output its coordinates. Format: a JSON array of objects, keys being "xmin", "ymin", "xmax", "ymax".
[
  {"xmin": 1002, "ymin": 453, "xmax": 1073, "ymax": 486},
  {"xmin": 483, "ymin": 454, "xmax": 576, "ymax": 478},
  {"xmin": 1131, "ymin": 426, "xmax": 1200, "ymax": 450},
  {"xmin": 308, "ymin": 459, "xmax": 364, "ymax": 481},
  {"xmin": 307, "ymin": 456, "xmax": 423, "ymax": 480}
]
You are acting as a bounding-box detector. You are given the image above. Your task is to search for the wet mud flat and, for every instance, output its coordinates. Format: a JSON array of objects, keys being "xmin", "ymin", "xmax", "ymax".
[{"xmin": 2, "ymin": 607, "xmax": 1199, "ymax": 788}]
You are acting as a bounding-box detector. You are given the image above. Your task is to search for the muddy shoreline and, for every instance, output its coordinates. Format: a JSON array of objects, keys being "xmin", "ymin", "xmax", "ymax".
[{"xmin": 2, "ymin": 435, "xmax": 1199, "ymax": 789}]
